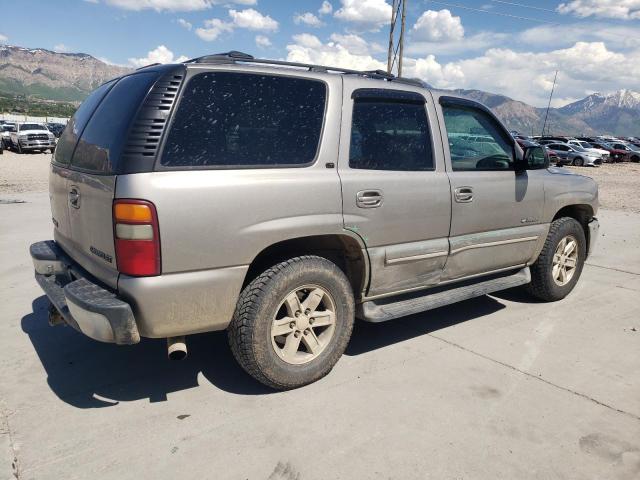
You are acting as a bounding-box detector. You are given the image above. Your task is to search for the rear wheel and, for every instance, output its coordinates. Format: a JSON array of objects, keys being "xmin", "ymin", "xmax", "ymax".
[
  {"xmin": 526, "ymin": 217, "xmax": 586, "ymax": 302},
  {"xmin": 228, "ymin": 255, "xmax": 355, "ymax": 390}
]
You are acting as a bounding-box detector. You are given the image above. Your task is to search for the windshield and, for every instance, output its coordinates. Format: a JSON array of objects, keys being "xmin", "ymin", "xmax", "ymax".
[
  {"xmin": 20, "ymin": 124, "xmax": 47, "ymax": 131},
  {"xmin": 578, "ymin": 142, "xmax": 592, "ymax": 149},
  {"xmin": 572, "ymin": 145, "xmax": 586, "ymax": 152},
  {"xmin": 628, "ymin": 144, "xmax": 640, "ymax": 152},
  {"xmin": 2, "ymin": 125, "xmax": 16, "ymax": 132}
]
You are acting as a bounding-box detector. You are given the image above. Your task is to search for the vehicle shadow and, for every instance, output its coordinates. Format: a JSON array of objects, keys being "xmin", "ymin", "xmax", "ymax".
[
  {"xmin": 345, "ymin": 294, "xmax": 505, "ymax": 356},
  {"xmin": 23, "ymin": 293, "xmax": 507, "ymax": 408}
]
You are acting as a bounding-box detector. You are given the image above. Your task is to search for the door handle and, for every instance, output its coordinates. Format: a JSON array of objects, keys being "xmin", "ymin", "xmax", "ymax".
[
  {"xmin": 69, "ymin": 187, "xmax": 80, "ymax": 208},
  {"xmin": 356, "ymin": 190, "xmax": 383, "ymax": 208},
  {"xmin": 454, "ymin": 186, "xmax": 473, "ymax": 203}
]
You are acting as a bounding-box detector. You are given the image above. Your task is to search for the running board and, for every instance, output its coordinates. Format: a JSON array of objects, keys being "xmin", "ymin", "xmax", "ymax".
[{"xmin": 358, "ymin": 267, "xmax": 531, "ymax": 323}]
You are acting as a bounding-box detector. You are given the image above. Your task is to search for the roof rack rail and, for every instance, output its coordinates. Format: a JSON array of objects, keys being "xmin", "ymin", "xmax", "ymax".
[{"xmin": 183, "ymin": 51, "xmax": 428, "ymax": 88}]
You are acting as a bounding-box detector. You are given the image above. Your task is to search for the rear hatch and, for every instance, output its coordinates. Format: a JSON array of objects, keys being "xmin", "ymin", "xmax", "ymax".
[{"xmin": 50, "ymin": 67, "xmax": 183, "ymax": 288}]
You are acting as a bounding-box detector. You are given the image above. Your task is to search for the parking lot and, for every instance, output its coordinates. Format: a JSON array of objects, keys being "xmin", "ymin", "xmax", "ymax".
[{"xmin": 1, "ymin": 151, "xmax": 639, "ymax": 480}]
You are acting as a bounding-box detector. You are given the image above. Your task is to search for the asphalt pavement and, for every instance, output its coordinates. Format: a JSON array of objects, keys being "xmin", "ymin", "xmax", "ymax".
[{"xmin": 1, "ymin": 192, "xmax": 639, "ymax": 480}]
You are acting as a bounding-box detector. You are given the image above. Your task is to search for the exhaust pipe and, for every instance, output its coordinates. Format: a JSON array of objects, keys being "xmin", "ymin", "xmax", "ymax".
[{"xmin": 167, "ymin": 336, "xmax": 187, "ymax": 361}]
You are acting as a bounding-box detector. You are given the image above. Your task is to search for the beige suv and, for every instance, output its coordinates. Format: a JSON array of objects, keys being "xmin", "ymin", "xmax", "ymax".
[{"xmin": 30, "ymin": 52, "xmax": 599, "ymax": 389}]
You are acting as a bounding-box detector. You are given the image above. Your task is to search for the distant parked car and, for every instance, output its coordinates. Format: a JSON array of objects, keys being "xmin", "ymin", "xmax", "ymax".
[
  {"xmin": 46, "ymin": 123, "xmax": 66, "ymax": 138},
  {"xmin": 609, "ymin": 142, "xmax": 640, "ymax": 162},
  {"xmin": 1, "ymin": 124, "xmax": 16, "ymax": 149},
  {"xmin": 567, "ymin": 140, "xmax": 609, "ymax": 161},
  {"xmin": 9, "ymin": 123, "xmax": 56, "ymax": 154},
  {"xmin": 546, "ymin": 143, "xmax": 602, "ymax": 167}
]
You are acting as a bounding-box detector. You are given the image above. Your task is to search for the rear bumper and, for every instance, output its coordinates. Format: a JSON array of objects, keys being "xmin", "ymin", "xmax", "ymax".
[{"xmin": 30, "ymin": 240, "xmax": 140, "ymax": 345}]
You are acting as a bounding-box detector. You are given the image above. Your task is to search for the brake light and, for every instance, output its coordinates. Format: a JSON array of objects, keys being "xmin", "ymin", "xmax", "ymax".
[{"xmin": 113, "ymin": 199, "xmax": 161, "ymax": 276}]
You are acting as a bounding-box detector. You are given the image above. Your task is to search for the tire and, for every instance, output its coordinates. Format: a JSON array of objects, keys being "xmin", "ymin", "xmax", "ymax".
[
  {"xmin": 526, "ymin": 217, "xmax": 586, "ymax": 302},
  {"xmin": 228, "ymin": 255, "xmax": 355, "ymax": 390},
  {"xmin": 631, "ymin": 155, "xmax": 640, "ymax": 163},
  {"xmin": 573, "ymin": 157, "xmax": 584, "ymax": 166},
  {"xmin": 17, "ymin": 142, "xmax": 23, "ymax": 154}
]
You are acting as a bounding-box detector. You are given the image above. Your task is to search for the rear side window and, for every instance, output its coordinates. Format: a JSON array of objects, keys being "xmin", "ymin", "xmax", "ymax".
[
  {"xmin": 161, "ymin": 72, "xmax": 326, "ymax": 168},
  {"xmin": 349, "ymin": 99, "xmax": 433, "ymax": 171},
  {"xmin": 53, "ymin": 80, "xmax": 115, "ymax": 165},
  {"xmin": 71, "ymin": 72, "xmax": 158, "ymax": 173}
]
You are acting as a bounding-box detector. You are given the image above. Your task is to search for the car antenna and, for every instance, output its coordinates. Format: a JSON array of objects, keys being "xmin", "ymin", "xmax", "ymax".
[{"xmin": 540, "ymin": 70, "xmax": 558, "ymax": 137}]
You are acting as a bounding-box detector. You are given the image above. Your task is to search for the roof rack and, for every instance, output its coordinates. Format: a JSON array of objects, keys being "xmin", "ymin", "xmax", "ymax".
[{"xmin": 183, "ymin": 51, "xmax": 426, "ymax": 88}]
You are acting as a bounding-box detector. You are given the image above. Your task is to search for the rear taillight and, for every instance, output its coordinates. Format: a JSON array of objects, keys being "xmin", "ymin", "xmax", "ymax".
[{"xmin": 113, "ymin": 199, "xmax": 161, "ymax": 276}]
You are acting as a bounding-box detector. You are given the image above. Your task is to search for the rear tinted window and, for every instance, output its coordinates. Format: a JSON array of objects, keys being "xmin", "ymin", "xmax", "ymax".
[
  {"xmin": 161, "ymin": 72, "xmax": 326, "ymax": 168},
  {"xmin": 53, "ymin": 80, "xmax": 115, "ymax": 165},
  {"xmin": 71, "ymin": 72, "xmax": 158, "ymax": 173}
]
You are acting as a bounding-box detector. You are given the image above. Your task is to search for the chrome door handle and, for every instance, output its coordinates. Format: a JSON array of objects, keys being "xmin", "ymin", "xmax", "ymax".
[
  {"xmin": 356, "ymin": 190, "xmax": 383, "ymax": 208},
  {"xmin": 454, "ymin": 186, "xmax": 473, "ymax": 203},
  {"xmin": 69, "ymin": 187, "xmax": 80, "ymax": 208}
]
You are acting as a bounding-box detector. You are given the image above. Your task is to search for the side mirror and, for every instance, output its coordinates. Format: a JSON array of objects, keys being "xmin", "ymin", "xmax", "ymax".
[{"xmin": 524, "ymin": 146, "xmax": 549, "ymax": 170}]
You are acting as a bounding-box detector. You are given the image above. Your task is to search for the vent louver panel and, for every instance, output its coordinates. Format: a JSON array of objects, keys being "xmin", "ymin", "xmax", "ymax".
[{"xmin": 120, "ymin": 70, "xmax": 185, "ymax": 173}]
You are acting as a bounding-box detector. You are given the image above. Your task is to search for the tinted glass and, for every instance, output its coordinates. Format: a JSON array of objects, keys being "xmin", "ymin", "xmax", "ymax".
[
  {"xmin": 349, "ymin": 100, "xmax": 433, "ymax": 171},
  {"xmin": 442, "ymin": 105, "xmax": 513, "ymax": 171},
  {"xmin": 21, "ymin": 124, "xmax": 47, "ymax": 131},
  {"xmin": 72, "ymin": 72, "xmax": 158, "ymax": 173},
  {"xmin": 161, "ymin": 72, "xmax": 326, "ymax": 168},
  {"xmin": 53, "ymin": 80, "xmax": 116, "ymax": 166}
]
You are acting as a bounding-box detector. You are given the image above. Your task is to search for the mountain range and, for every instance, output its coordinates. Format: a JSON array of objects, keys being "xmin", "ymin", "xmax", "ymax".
[{"xmin": 1, "ymin": 44, "xmax": 639, "ymax": 136}]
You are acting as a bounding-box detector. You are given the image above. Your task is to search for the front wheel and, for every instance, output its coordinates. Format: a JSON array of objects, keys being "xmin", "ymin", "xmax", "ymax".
[
  {"xmin": 16, "ymin": 142, "xmax": 23, "ymax": 154},
  {"xmin": 526, "ymin": 217, "xmax": 586, "ymax": 302},
  {"xmin": 631, "ymin": 155, "xmax": 640, "ymax": 163},
  {"xmin": 228, "ymin": 255, "xmax": 355, "ymax": 390},
  {"xmin": 573, "ymin": 157, "xmax": 584, "ymax": 166}
]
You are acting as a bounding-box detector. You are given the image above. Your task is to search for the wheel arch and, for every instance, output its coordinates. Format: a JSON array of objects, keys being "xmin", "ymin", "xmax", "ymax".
[
  {"xmin": 242, "ymin": 233, "xmax": 370, "ymax": 300},
  {"xmin": 553, "ymin": 204, "xmax": 594, "ymax": 252}
]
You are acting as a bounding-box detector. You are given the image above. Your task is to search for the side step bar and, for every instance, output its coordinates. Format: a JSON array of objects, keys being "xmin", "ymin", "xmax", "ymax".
[{"xmin": 358, "ymin": 267, "xmax": 531, "ymax": 323}]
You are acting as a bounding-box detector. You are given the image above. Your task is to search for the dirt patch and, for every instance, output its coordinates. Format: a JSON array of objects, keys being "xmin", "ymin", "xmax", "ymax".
[
  {"xmin": 566, "ymin": 162, "xmax": 640, "ymax": 213},
  {"xmin": 0, "ymin": 150, "xmax": 51, "ymax": 194}
]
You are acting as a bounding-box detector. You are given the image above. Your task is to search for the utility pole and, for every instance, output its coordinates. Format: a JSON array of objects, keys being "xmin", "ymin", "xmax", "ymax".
[
  {"xmin": 386, "ymin": 0, "xmax": 407, "ymax": 77},
  {"xmin": 541, "ymin": 70, "xmax": 558, "ymax": 137}
]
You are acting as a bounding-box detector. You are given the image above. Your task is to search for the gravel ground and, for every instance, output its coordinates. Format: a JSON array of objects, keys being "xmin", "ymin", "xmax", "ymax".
[
  {"xmin": 2, "ymin": 150, "xmax": 640, "ymax": 212},
  {"xmin": 566, "ymin": 162, "xmax": 640, "ymax": 213},
  {"xmin": 0, "ymin": 150, "xmax": 51, "ymax": 195}
]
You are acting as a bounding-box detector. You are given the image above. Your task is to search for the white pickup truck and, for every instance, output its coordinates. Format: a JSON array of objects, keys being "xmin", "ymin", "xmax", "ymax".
[{"xmin": 10, "ymin": 122, "xmax": 56, "ymax": 154}]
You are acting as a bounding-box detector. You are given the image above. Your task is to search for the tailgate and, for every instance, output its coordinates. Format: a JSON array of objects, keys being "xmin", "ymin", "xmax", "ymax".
[{"xmin": 50, "ymin": 71, "xmax": 163, "ymax": 288}]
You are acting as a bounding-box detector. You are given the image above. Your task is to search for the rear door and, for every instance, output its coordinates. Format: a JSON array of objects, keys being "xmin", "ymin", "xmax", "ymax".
[
  {"xmin": 51, "ymin": 72, "xmax": 161, "ymax": 288},
  {"xmin": 338, "ymin": 80, "xmax": 451, "ymax": 298}
]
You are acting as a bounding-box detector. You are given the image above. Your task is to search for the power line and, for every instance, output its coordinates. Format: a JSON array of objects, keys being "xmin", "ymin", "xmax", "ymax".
[
  {"xmin": 425, "ymin": 0, "xmax": 559, "ymax": 24},
  {"xmin": 489, "ymin": 0, "xmax": 557, "ymax": 12}
]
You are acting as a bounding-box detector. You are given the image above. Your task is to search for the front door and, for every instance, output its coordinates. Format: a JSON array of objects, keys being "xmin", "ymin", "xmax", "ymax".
[
  {"xmin": 338, "ymin": 80, "xmax": 451, "ymax": 298},
  {"xmin": 436, "ymin": 97, "xmax": 547, "ymax": 281}
]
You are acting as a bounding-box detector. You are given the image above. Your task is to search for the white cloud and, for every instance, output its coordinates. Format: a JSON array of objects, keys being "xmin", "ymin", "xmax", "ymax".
[
  {"xmin": 196, "ymin": 8, "xmax": 277, "ymax": 41},
  {"xmin": 128, "ymin": 45, "xmax": 189, "ymax": 67},
  {"xmin": 105, "ymin": 0, "xmax": 213, "ymax": 11},
  {"xmin": 557, "ymin": 0, "xmax": 640, "ymax": 19},
  {"xmin": 519, "ymin": 23, "xmax": 640, "ymax": 49},
  {"xmin": 412, "ymin": 9, "xmax": 464, "ymax": 42},
  {"xmin": 53, "ymin": 43, "xmax": 71, "ymax": 53},
  {"xmin": 319, "ymin": 1, "xmax": 333, "ymax": 15},
  {"xmin": 286, "ymin": 33, "xmax": 385, "ymax": 70},
  {"xmin": 177, "ymin": 18, "xmax": 192, "ymax": 30},
  {"xmin": 403, "ymin": 55, "xmax": 464, "ymax": 89},
  {"xmin": 228, "ymin": 8, "xmax": 278, "ymax": 31},
  {"xmin": 329, "ymin": 33, "xmax": 384, "ymax": 55},
  {"xmin": 334, "ymin": 0, "xmax": 392, "ymax": 31},
  {"xmin": 0, "ymin": 34, "xmax": 8, "ymax": 43},
  {"xmin": 255, "ymin": 35, "xmax": 271, "ymax": 48},
  {"xmin": 434, "ymin": 41, "xmax": 640, "ymax": 106},
  {"xmin": 294, "ymin": 12, "xmax": 324, "ymax": 27},
  {"xmin": 406, "ymin": 31, "xmax": 507, "ymax": 56},
  {"xmin": 195, "ymin": 18, "xmax": 234, "ymax": 41}
]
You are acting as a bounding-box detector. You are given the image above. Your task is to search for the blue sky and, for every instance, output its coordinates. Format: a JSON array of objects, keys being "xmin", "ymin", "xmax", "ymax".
[{"xmin": 2, "ymin": 0, "xmax": 640, "ymax": 106}]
